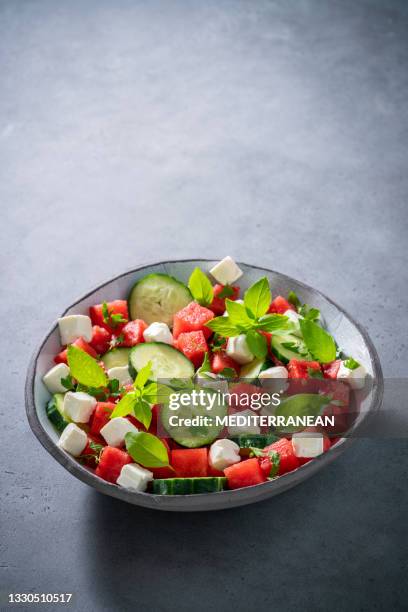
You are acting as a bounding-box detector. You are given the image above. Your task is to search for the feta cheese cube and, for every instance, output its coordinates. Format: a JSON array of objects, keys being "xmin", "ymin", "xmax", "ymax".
[
  {"xmin": 63, "ymin": 391, "xmax": 96, "ymax": 423},
  {"xmin": 292, "ymin": 432, "xmax": 324, "ymax": 458},
  {"xmin": 337, "ymin": 361, "xmax": 367, "ymax": 390},
  {"xmin": 209, "ymin": 256, "xmax": 243, "ymax": 285},
  {"xmin": 42, "ymin": 363, "xmax": 70, "ymax": 394},
  {"xmin": 284, "ymin": 309, "xmax": 303, "ymax": 335},
  {"xmin": 209, "ymin": 439, "xmax": 241, "ymax": 471},
  {"xmin": 100, "ymin": 417, "xmax": 138, "ymax": 447},
  {"xmin": 228, "ymin": 409, "xmax": 261, "ymax": 436},
  {"xmin": 226, "ymin": 334, "xmax": 254, "ymax": 364},
  {"xmin": 58, "ymin": 423, "xmax": 87, "ymax": 457},
  {"xmin": 117, "ymin": 463, "xmax": 153, "ymax": 491},
  {"xmin": 107, "ymin": 366, "xmax": 133, "ymax": 387},
  {"xmin": 58, "ymin": 314, "xmax": 93, "ymax": 345},
  {"xmin": 258, "ymin": 366, "xmax": 288, "ymax": 380},
  {"xmin": 143, "ymin": 322, "xmax": 173, "ymax": 345}
]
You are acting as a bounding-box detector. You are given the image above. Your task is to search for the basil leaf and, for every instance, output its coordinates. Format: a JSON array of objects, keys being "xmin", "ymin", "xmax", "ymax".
[
  {"xmin": 133, "ymin": 398, "xmax": 152, "ymax": 430},
  {"xmin": 188, "ymin": 267, "xmax": 214, "ymax": 307},
  {"xmin": 217, "ymin": 285, "xmax": 235, "ymax": 299},
  {"xmin": 205, "ymin": 317, "xmax": 240, "ymax": 337},
  {"xmin": 246, "ymin": 329, "xmax": 268, "ymax": 359},
  {"xmin": 275, "ymin": 393, "xmax": 330, "ymax": 433},
  {"xmin": 134, "ymin": 361, "xmax": 152, "ymax": 390},
  {"xmin": 257, "ymin": 314, "xmax": 289, "ymax": 332},
  {"xmin": 287, "ymin": 291, "xmax": 301, "ymax": 310},
  {"xmin": 219, "ymin": 367, "xmax": 236, "ymax": 378},
  {"xmin": 225, "ymin": 299, "xmax": 254, "ymax": 327},
  {"xmin": 143, "ymin": 382, "xmax": 172, "ymax": 405},
  {"xmin": 299, "ymin": 319, "xmax": 336, "ymax": 363},
  {"xmin": 110, "ymin": 392, "xmax": 138, "ymax": 419},
  {"xmin": 61, "ymin": 374, "xmax": 75, "ymax": 391},
  {"xmin": 244, "ymin": 277, "xmax": 271, "ymax": 318},
  {"xmin": 67, "ymin": 345, "xmax": 107, "ymax": 388},
  {"xmin": 344, "ymin": 357, "xmax": 360, "ymax": 370},
  {"xmin": 125, "ymin": 431, "xmax": 170, "ymax": 467}
]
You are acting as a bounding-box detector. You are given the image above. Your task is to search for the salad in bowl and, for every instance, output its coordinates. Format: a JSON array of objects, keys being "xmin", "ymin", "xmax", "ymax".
[{"xmin": 38, "ymin": 257, "xmax": 372, "ymax": 500}]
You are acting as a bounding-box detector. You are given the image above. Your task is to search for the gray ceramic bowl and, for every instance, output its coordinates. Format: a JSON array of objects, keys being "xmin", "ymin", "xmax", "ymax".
[{"xmin": 25, "ymin": 260, "xmax": 383, "ymax": 511}]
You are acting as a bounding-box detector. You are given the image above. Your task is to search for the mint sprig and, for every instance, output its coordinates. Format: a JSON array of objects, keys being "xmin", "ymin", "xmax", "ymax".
[
  {"xmin": 217, "ymin": 285, "xmax": 235, "ymax": 299},
  {"xmin": 188, "ymin": 268, "xmax": 214, "ymax": 307},
  {"xmin": 102, "ymin": 302, "xmax": 128, "ymax": 328},
  {"xmin": 344, "ymin": 357, "xmax": 360, "ymax": 370}
]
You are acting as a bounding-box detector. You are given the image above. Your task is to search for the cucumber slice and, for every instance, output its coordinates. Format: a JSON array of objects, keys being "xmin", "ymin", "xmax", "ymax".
[
  {"xmin": 101, "ymin": 348, "xmax": 131, "ymax": 369},
  {"xmin": 128, "ymin": 273, "xmax": 192, "ymax": 327},
  {"xmin": 271, "ymin": 333, "xmax": 311, "ymax": 364},
  {"xmin": 240, "ymin": 358, "xmax": 265, "ymax": 381},
  {"xmin": 129, "ymin": 342, "xmax": 194, "ymax": 381},
  {"xmin": 160, "ymin": 388, "xmax": 227, "ymax": 448},
  {"xmin": 230, "ymin": 433, "xmax": 280, "ymax": 450},
  {"xmin": 46, "ymin": 393, "xmax": 70, "ymax": 432},
  {"xmin": 152, "ymin": 477, "xmax": 227, "ymax": 495}
]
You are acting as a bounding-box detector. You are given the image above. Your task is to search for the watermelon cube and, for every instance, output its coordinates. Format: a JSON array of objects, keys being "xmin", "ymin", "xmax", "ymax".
[
  {"xmin": 90, "ymin": 402, "xmax": 115, "ymax": 436},
  {"xmin": 210, "ymin": 284, "xmax": 240, "ymax": 315},
  {"xmin": 176, "ymin": 330, "xmax": 208, "ymax": 368},
  {"xmin": 171, "ymin": 448, "xmax": 208, "ymax": 477},
  {"xmin": 54, "ymin": 337, "xmax": 98, "ymax": 364},
  {"xmin": 173, "ymin": 301, "xmax": 214, "ymax": 339},
  {"xmin": 268, "ymin": 295, "xmax": 295, "ymax": 314},
  {"xmin": 95, "ymin": 446, "xmax": 132, "ymax": 483},
  {"xmin": 224, "ymin": 457, "xmax": 266, "ymax": 489}
]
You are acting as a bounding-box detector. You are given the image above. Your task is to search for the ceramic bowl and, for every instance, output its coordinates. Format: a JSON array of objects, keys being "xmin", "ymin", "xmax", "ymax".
[{"xmin": 25, "ymin": 260, "xmax": 383, "ymax": 511}]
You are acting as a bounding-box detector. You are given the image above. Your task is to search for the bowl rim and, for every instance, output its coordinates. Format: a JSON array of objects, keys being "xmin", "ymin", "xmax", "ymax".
[{"xmin": 25, "ymin": 258, "xmax": 384, "ymax": 511}]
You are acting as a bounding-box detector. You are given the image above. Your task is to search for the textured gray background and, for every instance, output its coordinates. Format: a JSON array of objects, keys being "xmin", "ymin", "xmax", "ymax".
[{"xmin": 1, "ymin": 0, "xmax": 407, "ymax": 610}]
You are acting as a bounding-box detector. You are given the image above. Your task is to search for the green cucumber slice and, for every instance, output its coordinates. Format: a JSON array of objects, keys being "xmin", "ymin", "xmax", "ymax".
[
  {"xmin": 128, "ymin": 273, "xmax": 192, "ymax": 326},
  {"xmin": 160, "ymin": 387, "xmax": 227, "ymax": 448},
  {"xmin": 271, "ymin": 333, "xmax": 311, "ymax": 363},
  {"xmin": 240, "ymin": 358, "xmax": 265, "ymax": 381},
  {"xmin": 128, "ymin": 342, "xmax": 194, "ymax": 381},
  {"xmin": 101, "ymin": 348, "xmax": 131, "ymax": 369},
  {"xmin": 152, "ymin": 477, "xmax": 227, "ymax": 495},
  {"xmin": 46, "ymin": 393, "xmax": 70, "ymax": 432}
]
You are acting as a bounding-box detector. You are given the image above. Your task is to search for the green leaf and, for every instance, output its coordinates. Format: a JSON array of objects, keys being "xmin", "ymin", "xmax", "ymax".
[
  {"xmin": 299, "ymin": 319, "xmax": 336, "ymax": 363},
  {"xmin": 275, "ymin": 393, "xmax": 330, "ymax": 433},
  {"xmin": 197, "ymin": 352, "xmax": 212, "ymax": 377},
  {"xmin": 217, "ymin": 285, "xmax": 235, "ymax": 299},
  {"xmin": 67, "ymin": 345, "xmax": 108, "ymax": 388},
  {"xmin": 246, "ymin": 329, "xmax": 268, "ymax": 359},
  {"xmin": 205, "ymin": 317, "xmax": 240, "ymax": 337},
  {"xmin": 299, "ymin": 304, "xmax": 320, "ymax": 321},
  {"xmin": 133, "ymin": 398, "xmax": 152, "ymax": 430},
  {"xmin": 134, "ymin": 361, "xmax": 152, "ymax": 390},
  {"xmin": 188, "ymin": 268, "xmax": 214, "ymax": 307},
  {"xmin": 110, "ymin": 392, "xmax": 138, "ymax": 419},
  {"xmin": 344, "ymin": 357, "xmax": 360, "ymax": 370},
  {"xmin": 219, "ymin": 367, "xmax": 236, "ymax": 378},
  {"xmin": 125, "ymin": 431, "xmax": 170, "ymax": 467},
  {"xmin": 61, "ymin": 374, "xmax": 75, "ymax": 391},
  {"xmin": 143, "ymin": 382, "xmax": 172, "ymax": 405},
  {"xmin": 257, "ymin": 314, "xmax": 289, "ymax": 332},
  {"xmin": 225, "ymin": 299, "xmax": 254, "ymax": 328},
  {"xmin": 287, "ymin": 291, "xmax": 301, "ymax": 310},
  {"xmin": 102, "ymin": 301, "xmax": 127, "ymax": 328},
  {"xmin": 244, "ymin": 277, "xmax": 271, "ymax": 318}
]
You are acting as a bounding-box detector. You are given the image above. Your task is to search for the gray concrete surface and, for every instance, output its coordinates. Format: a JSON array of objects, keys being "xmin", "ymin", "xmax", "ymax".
[{"xmin": 1, "ymin": 0, "xmax": 407, "ymax": 610}]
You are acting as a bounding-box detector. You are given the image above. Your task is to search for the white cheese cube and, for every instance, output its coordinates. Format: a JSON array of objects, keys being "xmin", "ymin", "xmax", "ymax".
[
  {"xmin": 337, "ymin": 361, "xmax": 367, "ymax": 390},
  {"xmin": 42, "ymin": 363, "xmax": 70, "ymax": 394},
  {"xmin": 228, "ymin": 409, "xmax": 261, "ymax": 436},
  {"xmin": 58, "ymin": 315, "xmax": 93, "ymax": 345},
  {"xmin": 209, "ymin": 256, "xmax": 243, "ymax": 285},
  {"xmin": 284, "ymin": 309, "xmax": 303, "ymax": 336},
  {"xmin": 143, "ymin": 322, "xmax": 173, "ymax": 345},
  {"xmin": 117, "ymin": 463, "xmax": 153, "ymax": 491},
  {"xmin": 226, "ymin": 334, "xmax": 254, "ymax": 364},
  {"xmin": 58, "ymin": 423, "xmax": 87, "ymax": 457},
  {"xmin": 259, "ymin": 366, "xmax": 288, "ymax": 380},
  {"xmin": 292, "ymin": 432, "xmax": 324, "ymax": 458},
  {"xmin": 209, "ymin": 439, "xmax": 241, "ymax": 471},
  {"xmin": 100, "ymin": 417, "xmax": 138, "ymax": 447},
  {"xmin": 63, "ymin": 391, "xmax": 96, "ymax": 423},
  {"xmin": 107, "ymin": 366, "xmax": 133, "ymax": 387}
]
